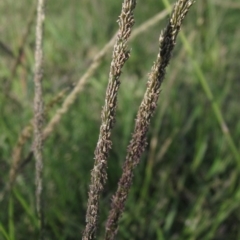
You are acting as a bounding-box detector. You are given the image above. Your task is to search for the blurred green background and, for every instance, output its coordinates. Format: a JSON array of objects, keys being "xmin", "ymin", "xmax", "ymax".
[{"xmin": 0, "ymin": 0, "xmax": 240, "ymax": 239}]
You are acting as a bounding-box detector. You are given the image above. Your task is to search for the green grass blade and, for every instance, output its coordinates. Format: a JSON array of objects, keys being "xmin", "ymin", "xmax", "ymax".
[
  {"xmin": 13, "ymin": 189, "xmax": 38, "ymax": 228},
  {"xmin": 0, "ymin": 223, "xmax": 11, "ymax": 240}
]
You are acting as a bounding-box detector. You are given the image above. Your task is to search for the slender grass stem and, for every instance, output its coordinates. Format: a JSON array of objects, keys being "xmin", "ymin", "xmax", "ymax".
[{"xmin": 33, "ymin": 0, "xmax": 45, "ymax": 239}]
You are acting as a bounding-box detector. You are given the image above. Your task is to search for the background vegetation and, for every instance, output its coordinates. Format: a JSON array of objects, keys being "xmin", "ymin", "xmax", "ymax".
[{"xmin": 0, "ymin": 0, "xmax": 240, "ymax": 239}]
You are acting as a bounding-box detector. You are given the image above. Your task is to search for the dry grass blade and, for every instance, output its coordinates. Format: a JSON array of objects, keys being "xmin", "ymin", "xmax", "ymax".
[
  {"xmin": 33, "ymin": 0, "xmax": 45, "ymax": 239},
  {"xmin": 105, "ymin": 1, "xmax": 195, "ymax": 239}
]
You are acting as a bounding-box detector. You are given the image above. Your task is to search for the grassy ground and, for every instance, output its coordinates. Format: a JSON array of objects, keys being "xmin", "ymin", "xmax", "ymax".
[{"xmin": 0, "ymin": 0, "xmax": 240, "ymax": 239}]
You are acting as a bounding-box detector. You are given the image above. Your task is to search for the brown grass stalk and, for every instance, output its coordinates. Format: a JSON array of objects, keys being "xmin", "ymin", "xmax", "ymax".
[
  {"xmin": 105, "ymin": 1, "xmax": 195, "ymax": 239},
  {"xmin": 33, "ymin": 0, "xmax": 45, "ymax": 239},
  {"xmin": 82, "ymin": 1, "xmax": 137, "ymax": 239}
]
